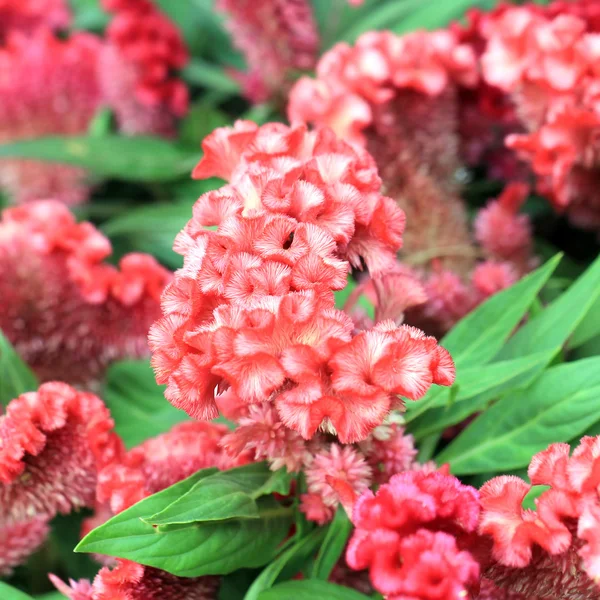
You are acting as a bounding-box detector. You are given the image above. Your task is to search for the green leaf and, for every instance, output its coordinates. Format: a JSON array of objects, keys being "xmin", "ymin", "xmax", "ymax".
[
  {"xmin": 0, "ymin": 583, "xmax": 34, "ymax": 600},
  {"xmin": 497, "ymin": 254, "xmax": 600, "ymax": 361},
  {"xmin": 182, "ymin": 59, "xmax": 241, "ymax": 95},
  {"xmin": 76, "ymin": 469, "xmax": 293, "ymax": 576},
  {"xmin": 570, "ymin": 299, "xmax": 600, "ymax": 348},
  {"xmin": 0, "ymin": 136, "xmax": 198, "ymax": 182},
  {"xmin": 311, "ymin": 506, "xmax": 353, "ymax": 581},
  {"xmin": 179, "ymin": 102, "xmax": 230, "ymax": 148},
  {"xmin": 103, "ymin": 360, "xmax": 189, "ymax": 449},
  {"xmin": 0, "ymin": 330, "xmax": 38, "ymax": 407},
  {"xmin": 257, "ymin": 580, "xmax": 370, "ymax": 600},
  {"xmin": 436, "ymin": 357, "xmax": 600, "ymax": 474},
  {"xmin": 244, "ymin": 529, "xmax": 326, "ymax": 600},
  {"xmin": 145, "ymin": 463, "xmax": 291, "ymax": 526},
  {"xmin": 408, "ymin": 349, "xmax": 557, "ymax": 438}
]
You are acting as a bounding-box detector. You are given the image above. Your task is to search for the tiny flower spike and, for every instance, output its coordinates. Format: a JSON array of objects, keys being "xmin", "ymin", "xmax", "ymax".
[
  {"xmin": 0, "ymin": 201, "xmax": 171, "ymax": 386},
  {"xmin": 150, "ymin": 122, "xmax": 455, "ymax": 448},
  {"xmin": 99, "ymin": 0, "xmax": 189, "ymax": 135},
  {"xmin": 0, "ymin": 383, "xmax": 121, "ymax": 575},
  {"xmin": 345, "ymin": 470, "xmax": 481, "ymax": 600},
  {"xmin": 216, "ymin": 0, "xmax": 319, "ymax": 103},
  {"xmin": 478, "ymin": 435, "xmax": 600, "ymax": 598},
  {"xmin": 0, "ymin": 0, "xmax": 71, "ymax": 39},
  {"xmin": 0, "ymin": 29, "xmax": 102, "ymax": 205}
]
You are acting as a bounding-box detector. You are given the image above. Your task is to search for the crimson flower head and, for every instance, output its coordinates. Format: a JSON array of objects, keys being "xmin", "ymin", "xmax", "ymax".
[
  {"xmin": 0, "ymin": 200, "xmax": 171, "ymax": 386},
  {"xmin": 346, "ymin": 470, "xmax": 481, "ymax": 600},
  {"xmin": 216, "ymin": 0, "xmax": 319, "ymax": 103},
  {"xmin": 0, "ymin": 382, "xmax": 121, "ymax": 575},
  {"xmin": 0, "ymin": 0, "xmax": 71, "ymax": 40},
  {"xmin": 0, "ymin": 29, "xmax": 103, "ymax": 205},
  {"xmin": 151, "ymin": 122, "xmax": 454, "ymax": 446},
  {"xmin": 479, "ymin": 435, "xmax": 600, "ymax": 598}
]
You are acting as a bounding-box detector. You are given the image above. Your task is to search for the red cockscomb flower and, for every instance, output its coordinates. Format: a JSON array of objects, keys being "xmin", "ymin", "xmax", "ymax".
[
  {"xmin": 217, "ymin": 0, "xmax": 319, "ymax": 103},
  {"xmin": 346, "ymin": 470, "xmax": 481, "ymax": 600},
  {"xmin": 0, "ymin": 0, "xmax": 70, "ymax": 39},
  {"xmin": 0, "ymin": 383, "xmax": 121, "ymax": 574},
  {"xmin": 0, "ymin": 201, "xmax": 171, "ymax": 386}
]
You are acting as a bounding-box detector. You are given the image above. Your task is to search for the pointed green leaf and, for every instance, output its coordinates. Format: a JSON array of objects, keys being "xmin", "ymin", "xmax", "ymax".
[
  {"xmin": 0, "ymin": 330, "xmax": 38, "ymax": 407},
  {"xmin": 436, "ymin": 357, "xmax": 600, "ymax": 474},
  {"xmin": 0, "ymin": 583, "xmax": 34, "ymax": 600},
  {"xmin": 0, "ymin": 136, "xmax": 198, "ymax": 182},
  {"xmin": 257, "ymin": 580, "xmax": 370, "ymax": 600},
  {"xmin": 76, "ymin": 468, "xmax": 292, "ymax": 576},
  {"xmin": 311, "ymin": 506, "xmax": 353, "ymax": 581}
]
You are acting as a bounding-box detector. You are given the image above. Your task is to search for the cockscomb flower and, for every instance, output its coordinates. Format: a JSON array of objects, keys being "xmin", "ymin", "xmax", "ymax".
[
  {"xmin": 217, "ymin": 0, "xmax": 319, "ymax": 103},
  {"xmin": 0, "ymin": 383, "xmax": 121, "ymax": 574},
  {"xmin": 95, "ymin": 421, "xmax": 239, "ymax": 515},
  {"xmin": 0, "ymin": 29, "xmax": 102, "ymax": 205},
  {"xmin": 479, "ymin": 435, "xmax": 600, "ymax": 598},
  {"xmin": 0, "ymin": 201, "xmax": 171, "ymax": 386},
  {"xmin": 150, "ymin": 122, "xmax": 454, "ymax": 446},
  {"xmin": 52, "ymin": 559, "xmax": 220, "ymax": 600},
  {"xmin": 100, "ymin": 0, "xmax": 189, "ymax": 133},
  {"xmin": 346, "ymin": 470, "xmax": 481, "ymax": 600},
  {"xmin": 0, "ymin": 0, "xmax": 70, "ymax": 39}
]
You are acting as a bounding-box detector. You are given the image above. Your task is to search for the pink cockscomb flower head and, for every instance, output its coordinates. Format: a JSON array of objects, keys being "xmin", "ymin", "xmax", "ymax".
[
  {"xmin": 479, "ymin": 435, "xmax": 600, "ymax": 598},
  {"xmin": 0, "ymin": 29, "xmax": 102, "ymax": 205},
  {"xmin": 96, "ymin": 420, "xmax": 238, "ymax": 515},
  {"xmin": 302, "ymin": 444, "xmax": 372, "ymax": 523},
  {"xmin": 100, "ymin": 0, "xmax": 189, "ymax": 135},
  {"xmin": 0, "ymin": 383, "xmax": 121, "ymax": 574},
  {"xmin": 346, "ymin": 469, "xmax": 481, "ymax": 600},
  {"xmin": 150, "ymin": 122, "xmax": 454, "ymax": 446},
  {"xmin": 0, "ymin": 201, "xmax": 171, "ymax": 386},
  {"xmin": 217, "ymin": 0, "xmax": 319, "ymax": 103},
  {"xmin": 0, "ymin": 0, "xmax": 70, "ymax": 39},
  {"xmin": 53, "ymin": 559, "xmax": 220, "ymax": 600}
]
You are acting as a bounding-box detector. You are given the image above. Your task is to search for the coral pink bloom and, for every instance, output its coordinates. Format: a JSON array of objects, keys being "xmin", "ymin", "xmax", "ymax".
[
  {"xmin": 100, "ymin": 0, "xmax": 189, "ymax": 130},
  {"xmin": 0, "ymin": 383, "xmax": 121, "ymax": 574},
  {"xmin": 0, "ymin": 0, "xmax": 70, "ymax": 38},
  {"xmin": 346, "ymin": 470, "xmax": 481, "ymax": 600},
  {"xmin": 0, "ymin": 201, "xmax": 171, "ymax": 386},
  {"xmin": 479, "ymin": 436, "xmax": 600, "ymax": 598},
  {"xmin": 0, "ymin": 30, "xmax": 102, "ymax": 205},
  {"xmin": 53, "ymin": 559, "xmax": 220, "ymax": 600},
  {"xmin": 217, "ymin": 0, "xmax": 319, "ymax": 103}
]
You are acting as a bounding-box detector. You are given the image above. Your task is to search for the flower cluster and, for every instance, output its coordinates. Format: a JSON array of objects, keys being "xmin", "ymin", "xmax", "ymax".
[
  {"xmin": 288, "ymin": 29, "xmax": 537, "ymax": 336},
  {"xmin": 0, "ymin": 201, "xmax": 171, "ymax": 385},
  {"xmin": 217, "ymin": 0, "xmax": 319, "ymax": 103},
  {"xmin": 0, "ymin": 0, "xmax": 188, "ymax": 204},
  {"xmin": 480, "ymin": 2, "xmax": 600, "ymax": 230},
  {"xmin": 0, "ymin": 383, "xmax": 121, "ymax": 575},
  {"xmin": 346, "ymin": 470, "xmax": 482, "ymax": 600},
  {"xmin": 479, "ymin": 436, "xmax": 600, "ymax": 598},
  {"xmin": 150, "ymin": 121, "xmax": 455, "ymax": 456}
]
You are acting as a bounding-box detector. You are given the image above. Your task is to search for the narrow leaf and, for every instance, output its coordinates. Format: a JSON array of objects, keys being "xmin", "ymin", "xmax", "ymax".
[
  {"xmin": 258, "ymin": 580, "xmax": 370, "ymax": 600},
  {"xmin": 311, "ymin": 506, "xmax": 353, "ymax": 581},
  {"xmin": 0, "ymin": 330, "xmax": 38, "ymax": 407}
]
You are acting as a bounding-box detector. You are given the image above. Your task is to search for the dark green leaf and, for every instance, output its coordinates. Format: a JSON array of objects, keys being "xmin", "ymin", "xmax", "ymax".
[
  {"xmin": 146, "ymin": 463, "xmax": 291, "ymax": 526},
  {"xmin": 103, "ymin": 360, "xmax": 189, "ymax": 449},
  {"xmin": 245, "ymin": 529, "xmax": 326, "ymax": 600},
  {"xmin": 311, "ymin": 507, "xmax": 352, "ymax": 581},
  {"xmin": 0, "ymin": 136, "xmax": 198, "ymax": 182},
  {"xmin": 0, "ymin": 331, "xmax": 38, "ymax": 407},
  {"xmin": 182, "ymin": 59, "xmax": 241, "ymax": 95},
  {"xmin": 258, "ymin": 580, "xmax": 370, "ymax": 600},
  {"xmin": 76, "ymin": 469, "xmax": 293, "ymax": 576},
  {"xmin": 436, "ymin": 357, "xmax": 600, "ymax": 474}
]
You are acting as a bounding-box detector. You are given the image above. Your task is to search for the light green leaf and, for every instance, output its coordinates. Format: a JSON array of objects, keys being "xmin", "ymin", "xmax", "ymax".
[
  {"xmin": 0, "ymin": 583, "xmax": 34, "ymax": 600},
  {"xmin": 0, "ymin": 330, "xmax": 38, "ymax": 407},
  {"xmin": 258, "ymin": 580, "xmax": 370, "ymax": 600},
  {"xmin": 436, "ymin": 357, "xmax": 600, "ymax": 474},
  {"xmin": 182, "ymin": 59, "xmax": 241, "ymax": 95},
  {"xmin": 244, "ymin": 529, "xmax": 326, "ymax": 600},
  {"xmin": 570, "ymin": 299, "xmax": 600, "ymax": 349},
  {"xmin": 76, "ymin": 468, "xmax": 292, "ymax": 576},
  {"xmin": 0, "ymin": 136, "xmax": 198, "ymax": 182},
  {"xmin": 102, "ymin": 360, "xmax": 189, "ymax": 449},
  {"xmin": 145, "ymin": 463, "xmax": 291, "ymax": 526},
  {"xmin": 311, "ymin": 506, "xmax": 353, "ymax": 581}
]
